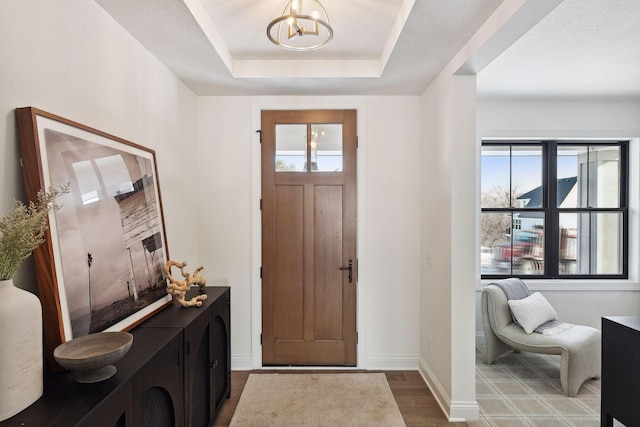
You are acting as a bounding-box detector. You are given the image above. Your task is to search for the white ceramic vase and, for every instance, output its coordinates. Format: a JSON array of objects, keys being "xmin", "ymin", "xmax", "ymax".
[{"xmin": 0, "ymin": 279, "xmax": 44, "ymax": 421}]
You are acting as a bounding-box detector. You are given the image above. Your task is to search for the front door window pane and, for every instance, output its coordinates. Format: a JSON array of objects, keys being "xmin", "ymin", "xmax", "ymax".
[
  {"xmin": 276, "ymin": 124, "xmax": 307, "ymax": 172},
  {"xmin": 311, "ymin": 124, "xmax": 342, "ymax": 172}
]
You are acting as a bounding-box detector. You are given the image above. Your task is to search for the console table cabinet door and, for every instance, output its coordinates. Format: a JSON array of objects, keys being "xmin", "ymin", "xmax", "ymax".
[
  {"xmin": 79, "ymin": 381, "xmax": 133, "ymax": 427},
  {"xmin": 601, "ymin": 316, "xmax": 640, "ymax": 427},
  {"xmin": 133, "ymin": 332, "xmax": 184, "ymax": 427},
  {"xmin": 211, "ymin": 290, "xmax": 231, "ymax": 413},
  {"xmin": 184, "ymin": 309, "xmax": 215, "ymax": 427}
]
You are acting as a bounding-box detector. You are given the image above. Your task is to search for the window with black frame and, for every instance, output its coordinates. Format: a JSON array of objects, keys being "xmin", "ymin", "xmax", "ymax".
[{"xmin": 481, "ymin": 140, "xmax": 628, "ymax": 279}]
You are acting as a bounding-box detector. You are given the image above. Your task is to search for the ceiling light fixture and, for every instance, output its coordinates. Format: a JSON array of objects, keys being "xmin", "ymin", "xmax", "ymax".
[{"xmin": 267, "ymin": 0, "xmax": 333, "ymax": 51}]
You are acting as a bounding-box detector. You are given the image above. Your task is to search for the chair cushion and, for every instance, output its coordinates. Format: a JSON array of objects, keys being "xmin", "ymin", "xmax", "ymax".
[{"xmin": 508, "ymin": 292, "xmax": 557, "ymax": 334}]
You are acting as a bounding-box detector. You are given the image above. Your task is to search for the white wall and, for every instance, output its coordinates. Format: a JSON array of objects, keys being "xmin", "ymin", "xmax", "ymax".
[
  {"xmin": 196, "ymin": 96, "xmax": 422, "ymax": 370},
  {"xmin": 476, "ymin": 100, "xmax": 640, "ymax": 340},
  {"xmin": 420, "ymin": 78, "xmax": 453, "ymax": 401},
  {"xmin": 196, "ymin": 96, "xmax": 253, "ymax": 367},
  {"xmin": 419, "ymin": 74, "xmax": 479, "ymax": 422},
  {"xmin": 449, "ymin": 76, "xmax": 480, "ymax": 419},
  {"xmin": 364, "ymin": 97, "xmax": 421, "ymax": 368},
  {"xmin": 0, "ymin": 1, "xmax": 199, "ymax": 292},
  {"xmin": 2, "ymin": 1, "xmax": 424, "ymax": 375}
]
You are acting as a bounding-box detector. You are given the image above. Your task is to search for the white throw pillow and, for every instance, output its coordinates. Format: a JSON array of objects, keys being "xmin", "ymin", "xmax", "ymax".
[{"xmin": 507, "ymin": 292, "xmax": 557, "ymax": 334}]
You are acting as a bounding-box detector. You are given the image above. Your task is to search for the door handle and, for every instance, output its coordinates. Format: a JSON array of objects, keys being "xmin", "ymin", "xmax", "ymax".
[{"xmin": 339, "ymin": 259, "xmax": 353, "ymax": 283}]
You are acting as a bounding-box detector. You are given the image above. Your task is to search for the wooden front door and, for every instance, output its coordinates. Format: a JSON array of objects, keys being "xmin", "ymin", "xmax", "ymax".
[{"xmin": 261, "ymin": 109, "xmax": 357, "ymax": 366}]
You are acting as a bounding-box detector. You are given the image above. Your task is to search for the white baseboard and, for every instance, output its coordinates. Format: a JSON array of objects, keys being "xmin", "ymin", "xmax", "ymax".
[
  {"xmin": 366, "ymin": 355, "xmax": 419, "ymax": 370},
  {"xmin": 232, "ymin": 354, "xmax": 419, "ymax": 371},
  {"xmin": 418, "ymin": 357, "xmax": 479, "ymax": 422},
  {"xmin": 450, "ymin": 401, "xmax": 480, "ymax": 422},
  {"xmin": 418, "ymin": 358, "xmax": 451, "ymax": 419},
  {"xmin": 232, "ymin": 354, "xmax": 252, "ymax": 371}
]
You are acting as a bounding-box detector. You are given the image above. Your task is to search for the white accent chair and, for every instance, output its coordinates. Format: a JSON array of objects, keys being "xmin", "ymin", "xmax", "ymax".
[{"xmin": 481, "ymin": 282, "xmax": 601, "ymax": 397}]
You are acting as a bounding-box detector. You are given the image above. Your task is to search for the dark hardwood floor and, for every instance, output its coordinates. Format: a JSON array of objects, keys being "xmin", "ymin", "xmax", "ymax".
[{"xmin": 213, "ymin": 370, "xmax": 468, "ymax": 427}]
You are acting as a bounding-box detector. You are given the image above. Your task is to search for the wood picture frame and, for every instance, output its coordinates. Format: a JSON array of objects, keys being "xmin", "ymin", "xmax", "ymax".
[{"xmin": 16, "ymin": 107, "xmax": 172, "ymax": 367}]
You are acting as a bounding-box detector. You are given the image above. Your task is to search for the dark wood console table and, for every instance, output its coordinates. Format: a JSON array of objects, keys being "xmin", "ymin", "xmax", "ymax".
[
  {"xmin": 601, "ymin": 316, "xmax": 640, "ymax": 427},
  {"xmin": 0, "ymin": 287, "xmax": 230, "ymax": 427}
]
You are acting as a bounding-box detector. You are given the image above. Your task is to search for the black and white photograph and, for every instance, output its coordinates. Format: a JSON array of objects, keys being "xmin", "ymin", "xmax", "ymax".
[{"xmin": 18, "ymin": 108, "xmax": 172, "ymax": 343}]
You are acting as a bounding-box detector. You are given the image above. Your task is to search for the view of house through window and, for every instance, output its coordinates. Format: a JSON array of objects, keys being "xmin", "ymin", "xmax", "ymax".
[{"xmin": 481, "ymin": 141, "xmax": 627, "ymax": 279}]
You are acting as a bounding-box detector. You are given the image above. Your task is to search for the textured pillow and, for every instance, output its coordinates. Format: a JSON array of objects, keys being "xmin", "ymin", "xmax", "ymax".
[{"xmin": 507, "ymin": 292, "xmax": 557, "ymax": 334}]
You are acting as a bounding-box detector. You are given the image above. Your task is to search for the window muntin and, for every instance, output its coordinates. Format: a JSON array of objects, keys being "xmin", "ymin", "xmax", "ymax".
[
  {"xmin": 275, "ymin": 123, "xmax": 343, "ymax": 172},
  {"xmin": 481, "ymin": 140, "xmax": 627, "ymax": 279}
]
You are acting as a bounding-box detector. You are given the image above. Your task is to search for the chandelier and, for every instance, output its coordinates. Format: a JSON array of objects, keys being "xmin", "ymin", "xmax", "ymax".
[{"xmin": 266, "ymin": 0, "xmax": 333, "ymax": 51}]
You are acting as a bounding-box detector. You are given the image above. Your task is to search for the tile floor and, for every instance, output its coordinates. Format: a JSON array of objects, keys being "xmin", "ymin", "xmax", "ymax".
[{"xmin": 471, "ymin": 346, "xmax": 625, "ymax": 427}]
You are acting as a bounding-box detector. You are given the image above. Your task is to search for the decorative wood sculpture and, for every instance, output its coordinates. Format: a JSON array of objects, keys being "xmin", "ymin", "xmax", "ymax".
[{"xmin": 163, "ymin": 260, "xmax": 207, "ymax": 307}]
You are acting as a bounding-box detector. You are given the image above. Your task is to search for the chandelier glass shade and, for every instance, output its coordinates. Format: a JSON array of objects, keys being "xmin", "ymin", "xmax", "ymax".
[{"xmin": 267, "ymin": 0, "xmax": 333, "ymax": 51}]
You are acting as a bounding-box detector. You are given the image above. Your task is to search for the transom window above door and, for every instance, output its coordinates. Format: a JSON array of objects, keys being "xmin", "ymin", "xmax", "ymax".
[{"xmin": 275, "ymin": 123, "xmax": 343, "ymax": 172}]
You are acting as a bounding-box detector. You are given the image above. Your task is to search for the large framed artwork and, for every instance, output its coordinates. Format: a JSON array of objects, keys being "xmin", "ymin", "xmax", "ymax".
[{"xmin": 16, "ymin": 107, "xmax": 172, "ymax": 366}]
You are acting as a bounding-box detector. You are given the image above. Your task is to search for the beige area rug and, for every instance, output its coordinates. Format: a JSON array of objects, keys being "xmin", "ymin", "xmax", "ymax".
[{"xmin": 229, "ymin": 373, "xmax": 406, "ymax": 426}]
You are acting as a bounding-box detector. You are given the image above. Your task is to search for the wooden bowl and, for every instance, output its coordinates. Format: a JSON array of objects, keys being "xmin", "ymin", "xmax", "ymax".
[{"xmin": 53, "ymin": 332, "xmax": 133, "ymax": 383}]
